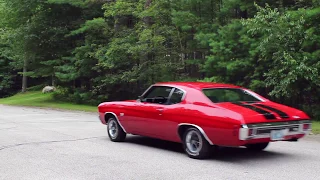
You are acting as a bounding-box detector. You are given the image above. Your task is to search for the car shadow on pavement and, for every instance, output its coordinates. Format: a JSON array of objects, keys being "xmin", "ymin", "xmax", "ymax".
[
  {"xmin": 212, "ymin": 146, "xmax": 292, "ymax": 163},
  {"xmin": 125, "ymin": 135, "xmax": 293, "ymax": 162},
  {"xmin": 126, "ymin": 136, "xmax": 184, "ymax": 153}
]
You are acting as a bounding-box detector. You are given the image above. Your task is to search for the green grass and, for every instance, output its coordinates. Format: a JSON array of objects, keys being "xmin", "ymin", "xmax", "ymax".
[
  {"xmin": 312, "ymin": 121, "xmax": 320, "ymax": 134},
  {"xmin": 0, "ymin": 91, "xmax": 97, "ymax": 112}
]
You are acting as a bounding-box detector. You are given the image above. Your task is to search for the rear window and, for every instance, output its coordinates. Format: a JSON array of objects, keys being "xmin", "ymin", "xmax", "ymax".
[{"xmin": 202, "ymin": 88, "xmax": 261, "ymax": 103}]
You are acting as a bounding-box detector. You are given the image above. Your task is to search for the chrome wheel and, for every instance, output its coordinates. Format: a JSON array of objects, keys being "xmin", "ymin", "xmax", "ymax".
[
  {"xmin": 106, "ymin": 116, "xmax": 126, "ymax": 142},
  {"xmin": 108, "ymin": 119, "xmax": 118, "ymax": 139},
  {"xmin": 185, "ymin": 130, "xmax": 203, "ymax": 154},
  {"xmin": 182, "ymin": 127, "xmax": 212, "ymax": 159}
]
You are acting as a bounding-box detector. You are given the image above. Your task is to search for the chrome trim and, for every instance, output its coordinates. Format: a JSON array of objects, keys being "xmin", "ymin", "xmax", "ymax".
[
  {"xmin": 178, "ymin": 123, "xmax": 213, "ymax": 145},
  {"xmin": 140, "ymin": 85, "xmax": 154, "ymax": 98},
  {"xmin": 104, "ymin": 112, "xmax": 127, "ymax": 133},
  {"xmin": 246, "ymin": 120, "xmax": 311, "ymax": 128},
  {"xmin": 239, "ymin": 126, "xmax": 249, "ymax": 140},
  {"xmin": 243, "ymin": 89, "xmax": 266, "ymax": 102},
  {"xmin": 239, "ymin": 120, "xmax": 312, "ymax": 140},
  {"xmin": 250, "ymin": 124, "xmax": 304, "ymax": 129},
  {"xmin": 179, "ymin": 88, "xmax": 187, "ymax": 101},
  {"xmin": 167, "ymin": 88, "xmax": 175, "ymax": 101},
  {"xmin": 170, "ymin": 87, "xmax": 187, "ymax": 103}
]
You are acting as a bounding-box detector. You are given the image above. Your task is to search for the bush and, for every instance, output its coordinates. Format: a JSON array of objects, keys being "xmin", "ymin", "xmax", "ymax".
[
  {"xmin": 52, "ymin": 87, "xmax": 107, "ymax": 106},
  {"xmin": 27, "ymin": 85, "xmax": 46, "ymax": 91},
  {"xmin": 302, "ymin": 105, "xmax": 320, "ymax": 121}
]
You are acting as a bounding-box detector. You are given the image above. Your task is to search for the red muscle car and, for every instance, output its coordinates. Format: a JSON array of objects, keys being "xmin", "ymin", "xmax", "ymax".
[{"xmin": 98, "ymin": 82, "xmax": 312, "ymax": 159}]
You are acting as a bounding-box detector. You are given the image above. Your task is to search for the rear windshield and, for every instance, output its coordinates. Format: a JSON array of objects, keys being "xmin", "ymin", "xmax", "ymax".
[{"xmin": 202, "ymin": 88, "xmax": 261, "ymax": 103}]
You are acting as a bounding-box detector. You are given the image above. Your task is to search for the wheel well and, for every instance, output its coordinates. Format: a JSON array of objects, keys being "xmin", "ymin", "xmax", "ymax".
[
  {"xmin": 178, "ymin": 125, "xmax": 195, "ymax": 141},
  {"xmin": 104, "ymin": 113, "xmax": 127, "ymax": 133},
  {"xmin": 178, "ymin": 124, "xmax": 213, "ymax": 145},
  {"xmin": 104, "ymin": 113, "xmax": 115, "ymax": 123}
]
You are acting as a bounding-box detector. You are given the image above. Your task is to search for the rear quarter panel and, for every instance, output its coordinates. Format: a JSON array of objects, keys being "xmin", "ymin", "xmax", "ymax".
[
  {"xmin": 98, "ymin": 102, "xmax": 136, "ymax": 132},
  {"xmin": 173, "ymin": 103, "xmax": 243, "ymax": 146},
  {"xmin": 171, "ymin": 87, "xmax": 244, "ymax": 146}
]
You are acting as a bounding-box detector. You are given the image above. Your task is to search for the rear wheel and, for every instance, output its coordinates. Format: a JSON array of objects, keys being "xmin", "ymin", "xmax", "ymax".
[
  {"xmin": 107, "ymin": 117, "xmax": 126, "ymax": 142},
  {"xmin": 182, "ymin": 127, "xmax": 212, "ymax": 159},
  {"xmin": 245, "ymin": 142, "xmax": 269, "ymax": 151}
]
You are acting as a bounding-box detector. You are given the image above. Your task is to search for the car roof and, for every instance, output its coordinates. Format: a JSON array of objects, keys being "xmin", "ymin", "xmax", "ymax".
[{"xmin": 155, "ymin": 82, "xmax": 242, "ymax": 89}]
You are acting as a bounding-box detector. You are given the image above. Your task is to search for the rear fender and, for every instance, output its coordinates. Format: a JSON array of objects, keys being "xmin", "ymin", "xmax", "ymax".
[{"xmin": 178, "ymin": 123, "xmax": 213, "ymax": 145}]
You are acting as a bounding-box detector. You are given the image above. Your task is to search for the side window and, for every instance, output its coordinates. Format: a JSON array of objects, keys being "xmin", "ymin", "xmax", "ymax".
[
  {"xmin": 168, "ymin": 88, "xmax": 184, "ymax": 105},
  {"xmin": 203, "ymin": 89, "xmax": 241, "ymax": 102},
  {"xmin": 142, "ymin": 86, "xmax": 173, "ymax": 104},
  {"xmin": 224, "ymin": 90, "xmax": 241, "ymax": 102},
  {"xmin": 202, "ymin": 88, "xmax": 260, "ymax": 103}
]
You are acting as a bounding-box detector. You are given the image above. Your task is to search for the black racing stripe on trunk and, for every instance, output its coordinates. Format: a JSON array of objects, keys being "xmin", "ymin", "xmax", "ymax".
[
  {"xmin": 231, "ymin": 102, "xmax": 276, "ymax": 120},
  {"xmin": 254, "ymin": 104, "xmax": 289, "ymax": 118}
]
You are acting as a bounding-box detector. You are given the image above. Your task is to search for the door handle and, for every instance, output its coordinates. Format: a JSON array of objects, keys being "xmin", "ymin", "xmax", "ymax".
[{"xmin": 157, "ymin": 108, "xmax": 163, "ymax": 115}]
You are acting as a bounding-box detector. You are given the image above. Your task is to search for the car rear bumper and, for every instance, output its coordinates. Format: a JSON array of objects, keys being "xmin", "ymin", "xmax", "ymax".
[{"xmin": 238, "ymin": 120, "xmax": 311, "ymax": 144}]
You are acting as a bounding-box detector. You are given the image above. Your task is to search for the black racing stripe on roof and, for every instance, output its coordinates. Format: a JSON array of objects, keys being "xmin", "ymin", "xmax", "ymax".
[
  {"xmin": 254, "ymin": 104, "xmax": 289, "ymax": 119},
  {"xmin": 231, "ymin": 102, "xmax": 276, "ymax": 120}
]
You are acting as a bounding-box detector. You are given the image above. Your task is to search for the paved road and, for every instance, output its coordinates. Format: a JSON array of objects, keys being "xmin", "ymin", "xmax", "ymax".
[{"xmin": 1, "ymin": 105, "xmax": 320, "ymax": 180}]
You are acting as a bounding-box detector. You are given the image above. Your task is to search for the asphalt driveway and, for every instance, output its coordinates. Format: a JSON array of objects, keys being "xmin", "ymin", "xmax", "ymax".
[{"xmin": 1, "ymin": 105, "xmax": 320, "ymax": 180}]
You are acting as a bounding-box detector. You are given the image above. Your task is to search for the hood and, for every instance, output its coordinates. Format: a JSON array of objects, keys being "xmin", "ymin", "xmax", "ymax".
[{"xmin": 217, "ymin": 101, "xmax": 310, "ymax": 124}]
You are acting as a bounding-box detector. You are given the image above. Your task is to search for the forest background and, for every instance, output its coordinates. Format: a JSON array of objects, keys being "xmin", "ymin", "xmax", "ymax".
[{"xmin": 0, "ymin": 0, "xmax": 319, "ymax": 120}]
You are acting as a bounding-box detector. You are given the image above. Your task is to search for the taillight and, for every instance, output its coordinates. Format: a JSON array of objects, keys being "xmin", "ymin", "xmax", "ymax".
[
  {"xmin": 303, "ymin": 124, "xmax": 311, "ymax": 130},
  {"xmin": 248, "ymin": 129, "xmax": 255, "ymax": 136}
]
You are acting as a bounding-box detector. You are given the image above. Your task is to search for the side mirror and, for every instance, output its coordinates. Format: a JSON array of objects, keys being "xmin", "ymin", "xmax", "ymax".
[{"xmin": 137, "ymin": 96, "xmax": 143, "ymax": 102}]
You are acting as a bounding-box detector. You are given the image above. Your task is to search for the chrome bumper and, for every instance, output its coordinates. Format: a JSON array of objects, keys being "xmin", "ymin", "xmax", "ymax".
[{"xmin": 239, "ymin": 120, "xmax": 312, "ymax": 140}]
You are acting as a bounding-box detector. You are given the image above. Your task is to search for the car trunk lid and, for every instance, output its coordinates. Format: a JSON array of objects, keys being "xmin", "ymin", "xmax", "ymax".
[{"xmin": 217, "ymin": 101, "xmax": 305, "ymax": 124}]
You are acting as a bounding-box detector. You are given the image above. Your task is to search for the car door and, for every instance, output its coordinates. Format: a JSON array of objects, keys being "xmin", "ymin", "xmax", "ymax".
[
  {"xmin": 151, "ymin": 87, "xmax": 186, "ymax": 141},
  {"xmin": 134, "ymin": 86, "xmax": 186, "ymax": 142},
  {"xmin": 126, "ymin": 86, "xmax": 174, "ymax": 136}
]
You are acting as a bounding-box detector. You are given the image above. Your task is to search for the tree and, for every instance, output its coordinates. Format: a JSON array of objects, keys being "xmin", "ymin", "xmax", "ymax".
[{"xmin": 0, "ymin": 0, "xmax": 319, "ymax": 119}]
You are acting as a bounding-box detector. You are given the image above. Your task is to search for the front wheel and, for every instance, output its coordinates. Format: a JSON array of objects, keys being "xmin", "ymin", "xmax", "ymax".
[
  {"xmin": 107, "ymin": 117, "xmax": 126, "ymax": 142},
  {"xmin": 245, "ymin": 142, "xmax": 269, "ymax": 151},
  {"xmin": 182, "ymin": 127, "xmax": 212, "ymax": 159}
]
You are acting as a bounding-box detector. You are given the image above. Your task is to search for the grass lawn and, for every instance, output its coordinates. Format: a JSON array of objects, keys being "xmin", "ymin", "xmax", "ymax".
[
  {"xmin": 312, "ymin": 121, "xmax": 320, "ymax": 134},
  {"xmin": 0, "ymin": 91, "xmax": 97, "ymax": 112}
]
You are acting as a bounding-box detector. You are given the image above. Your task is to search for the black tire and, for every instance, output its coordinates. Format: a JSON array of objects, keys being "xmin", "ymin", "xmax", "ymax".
[
  {"xmin": 107, "ymin": 117, "xmax": 126, "ymax": 142},
  {"xmin": 182, "ymin": 127, "xmax": 212, "ymax": 159},
  {"xmin": 245, "ymin": 142, "xmax": 269, "ymax": 151}
]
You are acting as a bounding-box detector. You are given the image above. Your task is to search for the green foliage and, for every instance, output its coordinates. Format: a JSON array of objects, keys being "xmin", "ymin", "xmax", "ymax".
[
  {"xmin": 203, "ymin": 20, "xmax": 260, "ymax": 89},
  {"xmin": 53, "ymin": 87, "xmax": 105, "ymax": 105},
  {"xmin": 0, "ymin": 27, "xmax": 19, "ymax": 97},
  {"xmin": 46, "ymin": 0, "xmax": 90, "ymax": 7},
  {"xmin": 241, "ymin": 4, "xmax": 320, "ymax": 119},
  {"xmin": 0, "ymin": 0, "xmax": 319, "ymax": 118},
  {"xmin": 68, "ymin": 18, "xmax": 108, "ymax": 36}
]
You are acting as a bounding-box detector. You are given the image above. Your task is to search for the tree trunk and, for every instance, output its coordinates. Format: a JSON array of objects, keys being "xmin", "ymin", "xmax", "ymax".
[
  {"xmin": 21, "ymin": 58, "xmax": 28, "ymax": 93},
  {"xmin": 143, "ymin": 0, "xmax": 153, "ymax": 25},
  {"xmin": 279, "ymin": 0, "xmax": 284, "ymax": 11},
  {"xmin": 52, "ymin": 73, "xmax": 55, "ymax": 87}
]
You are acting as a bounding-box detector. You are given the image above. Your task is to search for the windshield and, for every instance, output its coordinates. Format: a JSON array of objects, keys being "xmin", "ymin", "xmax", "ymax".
[{"xmin": 202, "ymin": 88, "xmax": 261, "ymax": 103}]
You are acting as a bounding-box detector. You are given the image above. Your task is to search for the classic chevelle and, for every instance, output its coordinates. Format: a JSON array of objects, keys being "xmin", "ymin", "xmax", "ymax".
[{"xmin": 98, "ymin": 82, "xmax": 312, "ymax": 159}]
